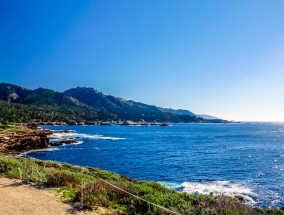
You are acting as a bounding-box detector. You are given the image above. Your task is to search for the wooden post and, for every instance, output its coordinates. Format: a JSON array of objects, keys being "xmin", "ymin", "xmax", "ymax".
[
  {"xmin": 81, "ymin": 167, "xmax": 84, "ymax": 208},
  {"xmin": 24, "ymin": 154, "xmax": 27, "ymax": 183}
]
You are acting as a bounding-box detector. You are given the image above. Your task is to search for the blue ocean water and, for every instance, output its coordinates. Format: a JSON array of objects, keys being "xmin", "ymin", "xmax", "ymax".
[{"xmin": 27, "ymin": 123, "xmax": 284, "ymax": 208}]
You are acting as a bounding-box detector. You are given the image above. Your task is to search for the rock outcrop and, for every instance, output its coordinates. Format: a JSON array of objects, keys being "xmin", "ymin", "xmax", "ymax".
[{"xmin": 0, "ymin": 127, "xmax": 52, "ymax": 154}]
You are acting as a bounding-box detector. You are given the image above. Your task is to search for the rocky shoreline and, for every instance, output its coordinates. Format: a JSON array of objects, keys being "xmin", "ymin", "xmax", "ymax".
[
  {"xmin": 0, "ymin": 125, "xmax": 82, "ymax": 155},
  {"xmin": 36, "ymin": 120, "xmax": 170, "ymax": 126},
  {"xmin": 0, "ymin": 126, "xmax": 52, "ymax": 155}
]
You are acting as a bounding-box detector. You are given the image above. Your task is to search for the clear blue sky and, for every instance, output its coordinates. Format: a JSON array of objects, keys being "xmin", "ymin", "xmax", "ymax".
[{"xmin": 1, "ymin": 0, "xmax": 284, "ymax": 121}]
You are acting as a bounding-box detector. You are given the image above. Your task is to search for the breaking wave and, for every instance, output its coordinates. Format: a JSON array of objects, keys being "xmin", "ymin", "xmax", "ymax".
[
  {"xmin": 48, "ymin": 132, "xmax": 125, "ymax": 141},
  {"xmin": 161, "ymin": 180, "xmax": 257, "ymax": 206},
  {"xmin": 18, "ymin": 147, "xmax": 60, "ymax": 157}
]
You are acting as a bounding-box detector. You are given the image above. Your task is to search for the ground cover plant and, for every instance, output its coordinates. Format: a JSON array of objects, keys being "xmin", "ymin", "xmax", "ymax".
[{"xmin": 0, "ymin": 154, "xmax": 283, "ymax": 215}]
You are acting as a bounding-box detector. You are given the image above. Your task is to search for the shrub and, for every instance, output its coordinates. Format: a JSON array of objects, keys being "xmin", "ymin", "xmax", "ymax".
[
  {"xmin": 46, "ymin": 169, "xmax": 79, "ymax": 187},
  {"xmin": 0, "ymin": 160, "xmax": 11, "ymax": 173}
]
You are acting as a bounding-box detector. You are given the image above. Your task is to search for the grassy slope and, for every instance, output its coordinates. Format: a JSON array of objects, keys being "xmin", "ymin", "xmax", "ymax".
[
  {"xmin": 0, "ymin": 123, "xmax": 25, "ymax": 134},
  {"xmin": 0, "ymin": 155, "xmax": 283, "ymax": 215}
]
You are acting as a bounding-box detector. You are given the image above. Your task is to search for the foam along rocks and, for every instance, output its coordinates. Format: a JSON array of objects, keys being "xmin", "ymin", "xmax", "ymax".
[
  {"xmin": 48, "ymin": 131, "xmax": 125, "ymax": 141},
  {"xmin": 161, "ymin": 180, "xmax": 257, "ymax": 206}
]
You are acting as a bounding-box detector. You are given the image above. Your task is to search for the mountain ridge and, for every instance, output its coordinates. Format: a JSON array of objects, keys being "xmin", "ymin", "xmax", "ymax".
[{"xmin": 0, "ymin": 83, "xmax": 228, "ymax": 124}]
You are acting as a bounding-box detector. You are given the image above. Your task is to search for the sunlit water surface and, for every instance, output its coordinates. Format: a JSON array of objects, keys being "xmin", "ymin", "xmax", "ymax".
[{"xmin": 27, "ymin": 123, "xmax": 284, "ymax": 208}]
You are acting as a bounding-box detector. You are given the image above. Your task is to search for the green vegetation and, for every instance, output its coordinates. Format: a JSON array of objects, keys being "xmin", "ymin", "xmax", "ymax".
[
  {"xmin": 0, "ymin": 100, "xmax": 112, "ymax": 124},
  {"xmin": 0, "ymin": 154, "xmax": 283, "ymax": 214},
  {"xmin": 0, "ymin": 121, "xmax": 9, "ymax": 131},
  {"xmin": 0, "ymin": 83, "xmax": 227, "ymax": 124},
  {"xmin": 0, "ymin": 122, "xmax": 23, "ymax": 133}
]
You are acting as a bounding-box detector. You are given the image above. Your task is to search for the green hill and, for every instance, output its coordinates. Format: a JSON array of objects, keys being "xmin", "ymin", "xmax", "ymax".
[{"xmin": 0, "ymin": 83, "xmax": 228, "ymax": 124}]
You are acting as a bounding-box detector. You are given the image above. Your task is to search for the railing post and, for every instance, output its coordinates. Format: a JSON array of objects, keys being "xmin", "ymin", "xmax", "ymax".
[{"xmin": 81, "ymin": 167, "xmax": 84, "ymax": 208}]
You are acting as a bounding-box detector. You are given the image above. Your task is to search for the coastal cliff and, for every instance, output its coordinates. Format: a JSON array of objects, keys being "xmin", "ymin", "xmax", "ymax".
[{"xmin": 0, "ymin": 125, "xmax": 52, "ymax": 154}]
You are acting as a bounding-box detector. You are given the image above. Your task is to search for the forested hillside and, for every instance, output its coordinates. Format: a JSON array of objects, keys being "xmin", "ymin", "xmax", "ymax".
[{"xmin": 0, "ymin": 83, "xmax": 227, "ymax": 125}]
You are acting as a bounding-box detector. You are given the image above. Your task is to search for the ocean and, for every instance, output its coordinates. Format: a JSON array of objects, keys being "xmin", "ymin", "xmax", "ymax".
[{"xmin": 26, "ymin": 123, "xmax": 284, "ymax": 208}]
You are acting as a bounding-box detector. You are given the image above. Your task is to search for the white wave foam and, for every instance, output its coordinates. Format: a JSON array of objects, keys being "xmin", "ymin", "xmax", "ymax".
[
  {"xmin": 49, "ymin": 132, "xmax": 125, "ymax": 141},
  {"xmin": 48, "ymin": 132, "xmax": 79, "ymax": 139},
  {"xmin": 273, "ymin": 166, "xmax": 284, "ymax": 171},
  {"xmin": 18, "ymin": 147, "xmax": 60, "ymax": 156},
  {"xmin": 80, "ymin": 134, "xmax": 125, "ymax": 140},
  {"xmin": 161, "ymin": 180, "xmax": 256, "ymax": 205}
]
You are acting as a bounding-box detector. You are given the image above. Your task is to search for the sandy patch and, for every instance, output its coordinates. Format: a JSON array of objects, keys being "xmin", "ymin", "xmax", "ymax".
[
  {"xmin": 0, "ymin": 177, "xmax": 72, "ymax": 215},
  {"xmin": 0, "ymin": 177, "xmax": 114, "ymax": 215}
]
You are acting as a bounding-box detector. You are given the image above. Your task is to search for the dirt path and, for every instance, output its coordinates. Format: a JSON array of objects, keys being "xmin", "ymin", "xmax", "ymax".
[{"xmin": 0, "ymin": 177, "xmax": 73, "ymax": 215}]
